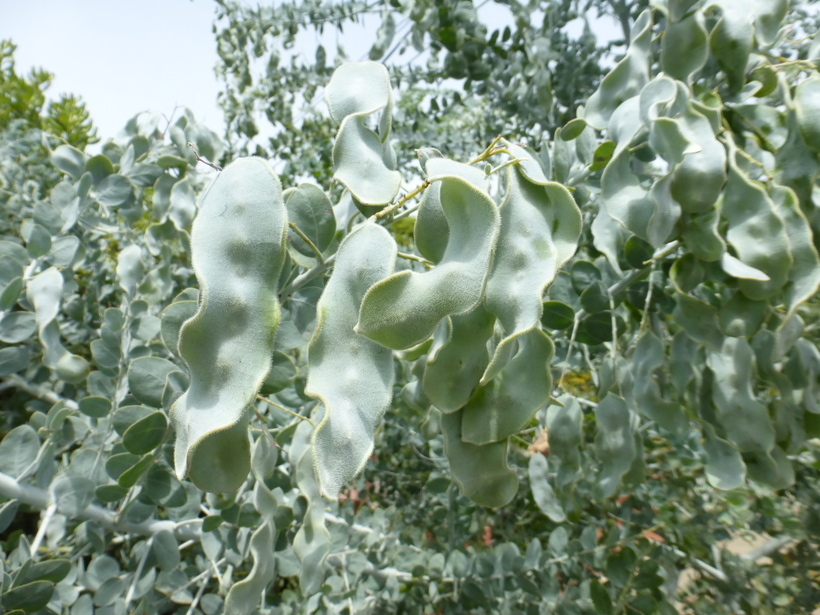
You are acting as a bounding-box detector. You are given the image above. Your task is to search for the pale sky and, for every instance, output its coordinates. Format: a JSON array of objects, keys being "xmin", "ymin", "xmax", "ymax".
[{"xmin": 1, "ymin": 0, "xmax": 224, "ymax": 140}]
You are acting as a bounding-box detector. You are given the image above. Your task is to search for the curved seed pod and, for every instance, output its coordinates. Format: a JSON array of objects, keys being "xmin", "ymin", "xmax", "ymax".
[
  {"xmin": 794, "ymin": 75, "xmax": 820, "ymax": 154},
  {"xmin": 484, "ymin": 162, "xmax": 580, "ymax": 348},
  {"xmin": 669, "ymin": 101, "xmax": 727, "ymax": 214},
  {"xmin": 307, "ymin": 221, "xmax": 397, "ymax": 499},
  {"xmin": 630, "ymin": 331, "xmax": 688, "ymax": 433},
  {"xmin": 461, "ymin": 328, "xmax": 554, "ymax": 445},
  {"xmin": 768, "ymin": 184, "xmax": 820, "ymax": 318},
  {"xmin": 333, "ymin": 117, "xmax": 401, "ymax": 206},
  {"xmin": 709, "ymin": 3, "xmax": 753, "ymax": 94},
  {"xmin": 706, "ymin": 338, "xmax": 775, "ymax": 453},
  {"xmin": 171, "ymin": 157, "xmax": 287, "ymax": 493},
  {"xmin": 584, "ymin": 10, "xmax": 652, "ymax": 129},
  {"xmin": 292, "ymin": 421, "xmax": 331, "ymax": 594},
  {"xmin": 325, "ymin": 61, "xmax": 392, "ymax": 127},
  {"xmin": 414, "ymin": 158, "xmax": 488, "ymax": 265},
  {"xmin": 422, "ymin": 305, "xmax": 495, "ymax": 414},
  {"xmin": 327, "ymin": 62, "xmax": 399, "ymax": 205},
  {"xmin": 441, "ymin": 409, "xmax": 518, "ymax": 508},
  {"xmin": 723, "ymin": 142, "xmax": 792, "ymax": 300},
  {"xmin": 594, "ymin": 394, "xmax": 636, "ymax": 498},
  {"xmin": 356, "ymin": 172, "xmax": 500, "ymax": 350},
  {"xmin": 661, "ymin": 9, "xmax": 708, "ymax": 82}
]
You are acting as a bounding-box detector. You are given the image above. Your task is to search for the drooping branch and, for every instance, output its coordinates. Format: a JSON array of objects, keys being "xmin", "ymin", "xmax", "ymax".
[{"xmin": 0, "ymin": 471, "xmax": 202, "ymax": 542}]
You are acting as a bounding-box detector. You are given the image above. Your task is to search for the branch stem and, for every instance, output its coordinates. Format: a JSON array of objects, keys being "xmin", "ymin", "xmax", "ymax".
[{"xmin": 0, "ymin": 471, "xmax": 201, "ymax": 541}]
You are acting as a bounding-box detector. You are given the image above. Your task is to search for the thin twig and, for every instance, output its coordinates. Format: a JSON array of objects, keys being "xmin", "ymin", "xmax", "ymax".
[
  {"xmin": 288, "ymin": 222, "xmax": 324, "ymax": 263},
  {"xmin": 278, "ymin": 254, "xmax": 336, "ymax": 300},
  {"xmin": 374, "ymin": 179, "xmax": 431, "ymax": 219},
  {"xmin": 397, "ymin": 252, "xmax": 432, "ymax": 267},
  {"xmin": 639, "ymin": 263, "xmax": 655, "ymax": 333},
  {"xmin": 187, "ymin": 142, "xmax": 222, "ymax": 171},
  {"xmin": 124, "ymin": 536, "xmax": 153, "ymax": 609},
  {"xmin": 468, "ymin": 135, "xmax": 504, "ymax": 165},
  {"xmin": 559, "ymin": 316, "xmax": 581, "ymax": 391},
  {"xmin": 256, "ymin": 395, "xmax": 315, "ymax": 427},
  {"xmin": 30, "ymin": 503, "xmax": 57, "ymax": 558}
]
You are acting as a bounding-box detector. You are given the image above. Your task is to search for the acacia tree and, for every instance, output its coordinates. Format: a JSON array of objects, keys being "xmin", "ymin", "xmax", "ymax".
[{"xmin": 0, "ymin": 1, "xmax": 819, "ymax": 614}]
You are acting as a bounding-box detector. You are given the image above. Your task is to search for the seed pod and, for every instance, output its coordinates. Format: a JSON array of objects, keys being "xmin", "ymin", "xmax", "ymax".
[{"xmin": 171, "ymin": 157, "xmax": 287, "ymax": 493}]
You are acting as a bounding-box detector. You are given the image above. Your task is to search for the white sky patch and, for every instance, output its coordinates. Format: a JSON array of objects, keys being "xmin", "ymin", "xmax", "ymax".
[{"xmin": 1, "ymin": 0, "xmax": 225, "ymax": 142}]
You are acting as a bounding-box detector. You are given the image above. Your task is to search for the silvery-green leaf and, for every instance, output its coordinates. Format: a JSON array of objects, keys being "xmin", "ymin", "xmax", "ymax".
[
  {"xmin": 307, "ymin": 222, "xmax": 396, "ymax": 499},
  {"xmin": 719, "ymin": 291, "xmax": 767, "ymax": 337},
  {"xmin": 357, "ymin": 172, "xmax": 499, "ymax": 349},
  {"xmin": 128, "ymin": 357, "xmax": 178, "ymax": 408},
  {"xmin": 671, "ymin": 291, "xmax": 723, "ymax": 351},
  {"xmin": 171, "ymin": 157, "xmax": 287, "ymax": 493},
  {"xmin": 169, "ymin": 177, "xmax": 197, "ymax": 231},
  {"xmin": 122, "ymin": 411, "xmax": 168, "ymax": 455},
  {"xmin": 720, "ymin": 253, "xmax": 770, "ymax": 281},
  {"xmin": 50, "ymin": 144, "xmax": 86, "ymax": 180},
  {"xmin": 547, "ymin": 396, "xmax": 583, "ymax": 487},
  {"xmin": 0, "ymin": 311, "xmax": 37, "ymax": 344},
  {"xmin": 116, "ymin": 245, "xmax": 143, "ymax": 297},
  {"xmin": 96, "ymin": 174, "xmax": 133, "ymax": 208},
  {"xmin": 0, "ymin": 276, "xmax": 23, "ymax": 311},
  {"xmin": 681, "ymin": 208, "xmax": 726, "ymax": 262},
  {"xmin": 441, "ymin": 409, "xmax": 518, "ymax": 508},
  {"xmin": 414, "ymin": 181, "xmax": 449, "ymax": 264},
  {"xmin": 591, "ymin": 204, "xmax": 625, "ymax": 275},
  {"xmin": 27, "ymin": 266, "xmax": 63, "ymax": 328},
  {"xmin": 529, "ymin": 454, "xmax": 565, "ymax": 523},
  {"xmin": 0, "ymin": 424, "xmax": 39, "ymax": 478},
  {"xmin": 26, "ymin": 224, "xmax": 51, "ymax": 258},
  {"xmin": 285, "ymin": 183, "xmax": 336, "ymax": 263},
  {"xmin": 702, "ymin": 424, "xmax": 746, "ymax": 490}
]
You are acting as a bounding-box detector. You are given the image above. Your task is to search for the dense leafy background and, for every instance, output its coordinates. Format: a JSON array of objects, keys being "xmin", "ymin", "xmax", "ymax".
[{"xmin": 1, "ymin": 1, "xmax": 819, "ymax": 614}]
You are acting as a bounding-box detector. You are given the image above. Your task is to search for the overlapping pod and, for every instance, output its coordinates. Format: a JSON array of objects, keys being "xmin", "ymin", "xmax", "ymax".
[
  {"xmin": 171, "ymin": 157, "xmax": 287, "ymax": 493},
  {"xmin": 306, "ymin": 222, "xmax": 397, "ymax": 499},
  {"xmin": 326, "ymin": 62, "xmax": 400, "ymax": 206},
  {"xmin": 483, "ymin": 142, "xmax": 580, "ymax": 372},
  {"xmin": 356, "ymin": 159, "xmax": 499, "ymax": 349}
]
